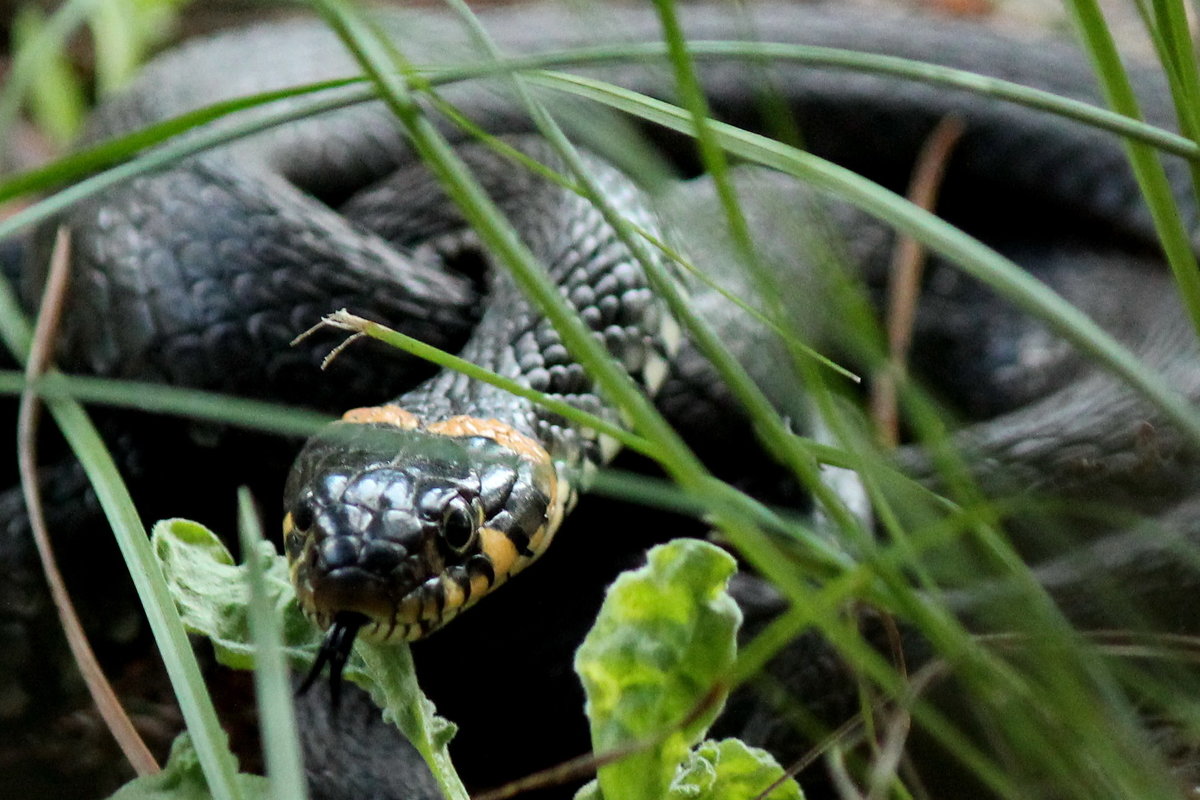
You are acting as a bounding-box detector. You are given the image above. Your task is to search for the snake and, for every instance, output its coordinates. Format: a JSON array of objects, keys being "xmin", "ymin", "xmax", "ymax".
[
  {"xmin": 282, "ymin": 137, "xmax": 682, "ymax": 692},
  {"xmin": 7, "ymin": 2, "xmax": 1200, "ymax": 797}
]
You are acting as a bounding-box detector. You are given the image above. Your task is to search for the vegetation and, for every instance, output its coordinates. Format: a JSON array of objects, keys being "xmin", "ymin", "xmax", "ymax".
[{"xmin": 4, "ymin": 0, "xmax": 1200, "ymax": 798}]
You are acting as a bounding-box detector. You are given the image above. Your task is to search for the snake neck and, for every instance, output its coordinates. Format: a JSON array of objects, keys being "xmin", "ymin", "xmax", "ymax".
[{"xmin": 386, "ymin": 141, "xmax": 684, "ymax": 475}]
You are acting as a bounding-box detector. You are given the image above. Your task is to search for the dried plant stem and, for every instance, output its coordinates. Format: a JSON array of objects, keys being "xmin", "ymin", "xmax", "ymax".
[
  {"xmin": 16, "ymin": 227, "xmax": 159, "ymax": 775},
  {"xmin": 872, "ymin": 115, "xmax": 966, "ymax": 448}
]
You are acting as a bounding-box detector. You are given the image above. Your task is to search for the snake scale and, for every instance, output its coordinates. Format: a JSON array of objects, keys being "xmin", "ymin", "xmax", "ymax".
[{"xmin": 5, "ymin": 2, "xmax": 1200, "ymax": 798}]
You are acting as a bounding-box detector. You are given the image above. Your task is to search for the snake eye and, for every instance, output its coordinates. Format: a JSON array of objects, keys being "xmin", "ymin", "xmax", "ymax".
[
  {"xmin": 440, "ymin": 495, "xmax": 477, "ymax": 554},
  {"xmin": 292, "ymin": 497, "xmax": 316, "ymax": 532}
]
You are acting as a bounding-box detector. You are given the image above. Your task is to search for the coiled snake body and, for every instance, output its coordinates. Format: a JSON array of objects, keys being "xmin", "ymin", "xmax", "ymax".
[{"xmin": 8, "ymin": 3, "xmax": 1200, "ymax": 797}]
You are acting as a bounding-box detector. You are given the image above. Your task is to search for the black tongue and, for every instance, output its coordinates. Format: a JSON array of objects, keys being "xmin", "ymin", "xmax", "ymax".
[{"xmin": 297, "ymin": 611, "xmax": 368, "ymax": 714}]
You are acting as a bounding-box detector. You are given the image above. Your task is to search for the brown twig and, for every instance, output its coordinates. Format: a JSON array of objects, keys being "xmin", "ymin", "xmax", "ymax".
[
  {"xmin": 751, "ymin": 713, "xmax": 868, "ymax": 800},
  {"xmin": 16, "ymin": 227, "xmax": 160, "ymax": 775},
  {"xmin": 870, "ymin": 116, "xmax": 966, "ymax": 449}
]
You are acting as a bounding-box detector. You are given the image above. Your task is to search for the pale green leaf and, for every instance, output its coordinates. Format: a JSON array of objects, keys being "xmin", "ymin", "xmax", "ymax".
[
  {"xmin": 150, "ymin": 518, "xmax": 328, "ymax": 674},
  {"xmin": 575, "ymin": 539, "xmax": 742, "ymax": 800}
]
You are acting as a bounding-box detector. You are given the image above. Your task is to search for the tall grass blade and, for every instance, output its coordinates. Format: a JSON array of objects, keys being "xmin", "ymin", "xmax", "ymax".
[
  {"xmin": 1065, "ymin": 0, "xmax": 1200, "ymax": 338},
  {"xmin": 237, "ymin": 489, "xmax": 309, "ymax": 800}
]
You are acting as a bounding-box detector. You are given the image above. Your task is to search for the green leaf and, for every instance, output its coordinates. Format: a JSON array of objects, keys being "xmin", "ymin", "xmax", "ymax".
[
  {"xmin": 670, "ymin": 739, "xmax": 803, "ymax": 800},
  {"xmin": 150, "ymin": 518, "xmax": 329, "ymax": 675},
  {"xmin": 107, "ymin": 734, "xmax": 269, "ymax": 800},
  {"xmin": 574, "ymin": 539, "xmax": 742, "ymax": 800}
]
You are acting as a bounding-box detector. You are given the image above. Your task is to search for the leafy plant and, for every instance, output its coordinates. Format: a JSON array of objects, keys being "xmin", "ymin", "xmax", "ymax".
[{"xmin": 573, "ymin": 539, "xmax": 802, "ymax": 800}]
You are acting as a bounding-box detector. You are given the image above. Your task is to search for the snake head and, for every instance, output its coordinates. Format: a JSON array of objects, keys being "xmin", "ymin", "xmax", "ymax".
[{"xmin": 284, "ymin": 407, "xmax": 564, "ymax": 653}]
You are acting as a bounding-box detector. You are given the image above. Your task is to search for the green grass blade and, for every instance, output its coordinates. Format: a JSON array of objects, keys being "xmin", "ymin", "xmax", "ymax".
[
  {"xmin": 1065, "ymin": 0, "xmax": 1200, "ymax": 337},
  {"xmin": 423, "ymin": 41, "xmax": 1200, "ymax": 160},
  {"xmin": 646, "ymin": 0, "xmax": 871, "ymax": 545},
  {"xmin": 325, "ymin": 312, "xmax": 655, "ymax": 458},
  {"xmin": 1142, "ymin": 0, "xmax": 1200, "ymax": 151},
  {"xmin": 21, "ymin": 372, "xmax": 330, "ymax": 436},
  {"xmin": 237, "ymin": 489, "xmax": 309, "ymax": 800},
  {"xmin": 0, "ymin": 78, "xmax": 361, "ymax": 206},
  {"xmin": 0, "ymin": 86, "xmax": 372, "ymax": 248},
  {"xmin": 1136, "ymin": 0, "xmax": 1200, "ymax": 265},
  {"xmin": 46, "ymin": 398, "xmax": 245, "ymax": 800}
]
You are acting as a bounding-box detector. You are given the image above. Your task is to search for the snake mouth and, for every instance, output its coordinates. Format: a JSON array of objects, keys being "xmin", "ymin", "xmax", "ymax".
[
  {"xmin": 305, "ymin": 566, "xmax": 402, "ymax": 628},
  {"xmin": 293, "ymin": 553, "xmax": 504, "ymax": 705},
  {"xmin": 299, "ymin": 553, "xmax": 504, "ymax": 643},
  {"xmin": 300, "ymin": 566, "xmax": 468, "ymax": 642}
]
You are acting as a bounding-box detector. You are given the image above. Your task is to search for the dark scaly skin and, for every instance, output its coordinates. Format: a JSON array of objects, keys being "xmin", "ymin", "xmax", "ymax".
[{"xmin": 5, "ymin": 4, "xmax": 1200, "ymax": 798}]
